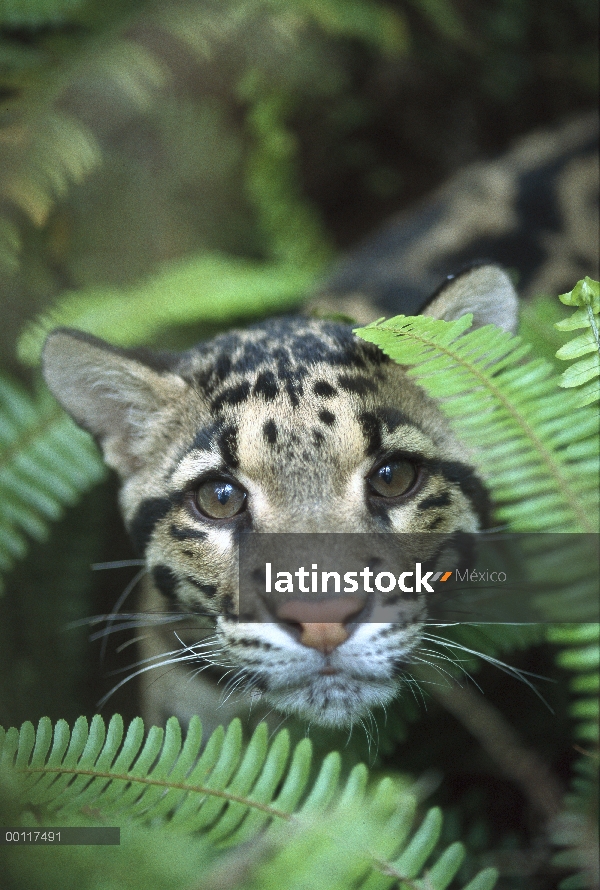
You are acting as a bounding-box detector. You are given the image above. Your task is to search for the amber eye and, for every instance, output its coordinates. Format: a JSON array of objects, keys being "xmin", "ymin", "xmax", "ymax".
[
  {"xmin": 368, "ymin": 459, "xmax": 417, "ymax": 499},
  {"xmin": 194, "ymin": 479, "xmax": 247, "ymax": 519}
]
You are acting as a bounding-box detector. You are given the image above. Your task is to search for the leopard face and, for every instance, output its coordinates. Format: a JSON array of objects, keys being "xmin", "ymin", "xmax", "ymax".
[{"xmin": 42, "ymin": 264, "xmax": 516, "ymax": 728}]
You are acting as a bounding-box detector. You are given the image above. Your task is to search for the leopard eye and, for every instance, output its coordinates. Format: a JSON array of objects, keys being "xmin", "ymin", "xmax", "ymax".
[
  {"xmin": 368, "ymin": 459, "xmax": 418, "ymax": 499},
  {"xmin": 195, "ymin": 479, "xmax": 247, "ymax": 519}
]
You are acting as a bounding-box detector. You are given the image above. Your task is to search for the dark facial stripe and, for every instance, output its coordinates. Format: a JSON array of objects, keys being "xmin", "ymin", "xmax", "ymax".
[
  {"xmin": 186, "ymin": 576, "xmax": 218, "ymax": 598},
  {"xmin": 417, "ymin": 492, "xmax": 452, "ymax": 512},
  {"xmin": 365, "ymin": 496, "xmax": 392, "ymax": 528},
  {"xmin": 128, "ymin": 497, "xmax": 173, "ymax": 554},
  {"xmin": 426, "ymin": 459, "xmax": 491, "ymax": 527},
  {"xmin": 358, "ymin": 412, "xmax": 382, "ymax": 456},
  {"xmin": 152, "ymin": 564, "xmax": 178, "ymax": 602},
  {"xmin": 218, "ymin": 425, "xmax": 239, "ymax": 468},
  {"xmin": 170, "ymin": 524, "xmax": 208, "ymax": 542}
]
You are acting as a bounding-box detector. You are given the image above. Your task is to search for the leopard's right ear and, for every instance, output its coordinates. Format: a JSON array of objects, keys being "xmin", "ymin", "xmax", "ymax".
[
  {"xmin": 422, "ymin": 263, "xmax": 519, "ymax": 333},
  {"xmin": 42, "ymin": 328, "xmax": 188, "ymax": 477}
]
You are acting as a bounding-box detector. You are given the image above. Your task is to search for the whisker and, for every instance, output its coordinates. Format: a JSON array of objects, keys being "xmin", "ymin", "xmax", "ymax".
[
  {"xmin": 400, "ymin": 671, "xmax": 428, "ymax": 709},
  {"xmin": 421, "ymin": 631, "xmax": 554, "ymax": 709},
  {"xmin": 90, "ymin": 614, "xmax": 187, "ymax": 642},
  {"xmin": 91, "ymin": 560, "xmax": 145, "ymax": 570},
  {"xmin": 99, "ymin": 567, "xmax": 148, "ymax": 663}
]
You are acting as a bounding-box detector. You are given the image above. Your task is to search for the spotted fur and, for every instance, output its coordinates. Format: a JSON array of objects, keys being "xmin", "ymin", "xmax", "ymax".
[{"xmin": 42, "ymin": 264, "xmax": 520, "ymax": 731}]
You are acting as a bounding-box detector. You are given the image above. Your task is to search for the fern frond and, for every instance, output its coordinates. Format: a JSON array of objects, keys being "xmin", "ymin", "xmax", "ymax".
[
  {"xmin": 0, "ymin": 111, "xmax": 101, "ymax": 230},
  {"xmin": 0, "ymin": 713, "xmax": 498, "ymax": 890},
  {"xmin": 355, "ymin": 314, "xmax": 599, "ymax": 532},
  {"xmin": 555, "ymin": 277, "xmax": 600, "ymax": 407},
  {"xmin": 546, "ymin": 624, "xmax": 599, "ymax": 890},
  {"xmin": 18, "ymin": 252, "xmax": 314, "ymax": 364},
  {"xmin": 88, "ymin": 38, "xmax": 167, "ymax": 111},
  {"xmin": 547, "ymin": 624, "xmax": 599, "ymax": 748},
  {"xmin": 0, "ymin": 374, "xmax": 104, "ymax": 591}
]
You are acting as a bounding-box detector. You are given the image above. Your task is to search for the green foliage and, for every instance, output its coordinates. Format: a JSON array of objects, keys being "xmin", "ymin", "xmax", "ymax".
[
  {"xmin": 240, "ymin": 81, "xmax": 333, "ymax": 270},
  {"xmin": 0, "ymin": 1, "xmax": 160, "ymax": 275},
  {"xmin": 18, "ymin": 252, "xmax": 313, "ymax": 363},
  {"xmin": 555, "ymin": 277, "xmax": 600, "ymax": 407},
  {"xmin": 0, "ymin": 111, "xmax": 101, "ymax": 227},
  {"xmin": 546, "ymin": 624, "xmax": 599, "ymax": 890},
  {"xmin": 355, "ymin": 307, "xmax": 599, "ymax": 533},
  {"xmin": 0, "ymin": 0, "xmax": 87, "ymax": 27},
  {"xmin": 0, "ymin": 374, "xmax": 104, "ymax": 591},
  {"xmin": 0, "ymin": 712, "xmax": 499, "ymax": 890}
]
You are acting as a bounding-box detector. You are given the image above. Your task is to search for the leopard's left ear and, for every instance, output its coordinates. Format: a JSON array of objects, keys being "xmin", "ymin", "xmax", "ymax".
[{"xmin": 422, "ymin": 263, "xmax": 519, "ymax": 333}]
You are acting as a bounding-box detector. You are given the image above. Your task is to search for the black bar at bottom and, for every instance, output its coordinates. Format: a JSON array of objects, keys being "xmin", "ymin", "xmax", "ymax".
[{"xmin": 1, "ymin": 827, "xmax": 120, "ymax": 845}]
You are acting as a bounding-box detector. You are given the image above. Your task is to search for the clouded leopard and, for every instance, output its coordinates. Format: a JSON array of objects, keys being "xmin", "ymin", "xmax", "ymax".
[{"xmin": 42, "ymin": 262, "xmax": 518, "ymax": 733}]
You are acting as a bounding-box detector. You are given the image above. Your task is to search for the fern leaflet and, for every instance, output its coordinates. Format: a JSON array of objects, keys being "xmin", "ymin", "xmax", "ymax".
[
  {"xmin": 0, "ymin": 713, "xmax": 498, "ymax": 890},
  {"xmin": 547, "ymin": 624, "xmax": 599, "ymax": 890},
  {"xmin": 555, "ymin": 277, "xmax": 600, "ymax": 407},
  {"xmin": 18, "ymin": 252, "xmax": 314, "ymax": 365},
  {"xmin": 355, "ymin": 313, "xmax": 599, "ymax": 532},
  {"xmin": 0, "ymin": 375, "xmax": 105, "ymax": 590}
]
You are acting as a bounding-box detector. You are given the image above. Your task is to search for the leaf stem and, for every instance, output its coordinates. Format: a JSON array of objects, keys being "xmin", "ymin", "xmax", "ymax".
[{"xmin": 19, "ymin": 765, "xmax": 293, "ymax": 822}]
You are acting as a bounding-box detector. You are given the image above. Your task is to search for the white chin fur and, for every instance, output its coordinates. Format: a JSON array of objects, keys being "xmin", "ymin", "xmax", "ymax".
[{"xmin": 264, "ymin": 675, "xmax": 398, "ymax": 727}]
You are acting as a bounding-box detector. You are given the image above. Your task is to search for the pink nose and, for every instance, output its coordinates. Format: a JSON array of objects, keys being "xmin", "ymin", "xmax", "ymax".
[{"xmin": 276, "ymin": 597, "xmax": 364, "ymax": 654}]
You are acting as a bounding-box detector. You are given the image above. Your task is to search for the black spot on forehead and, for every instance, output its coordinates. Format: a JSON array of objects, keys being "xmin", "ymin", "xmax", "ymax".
[
  {"xmin": 319, "ymin": 409, "xmax": 335, "ymax": 426},
  {"xmin": 358, "ymin": 412, "xmax": 382, "ymax": 456},
  {"xmin": 184, "ymin": 318, "xmax": 388, "ymax": 391},
  {"xmin": 313, "ymin": 380, "xmax": 337, "ymax": 397},
  {"xmin": 211, "ymin": 380, "xmax": 251, "ymax": 412},
  {"xmin": 285, "ymin": 379, "xmax": 303, "ymax": 408},
  {"xmin": 218, "ymin": 425, "xmax": 239, "ymax": 468},
  {"xmin": 253, "ymin": 370, "xmax": 278, "ymax": 400},
  {"xmin": 263, "ymin": 420, "xmax": 278, "ymax": 445},
  {"xmin": 337, "ymin": 375, "xmax": 378, "ymax": 395}
]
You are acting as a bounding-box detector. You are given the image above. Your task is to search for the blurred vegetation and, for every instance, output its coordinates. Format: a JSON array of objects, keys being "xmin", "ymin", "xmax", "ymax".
[{"xmin": 0, "ymin": 1, "xmax": 598, "ymax": 888}]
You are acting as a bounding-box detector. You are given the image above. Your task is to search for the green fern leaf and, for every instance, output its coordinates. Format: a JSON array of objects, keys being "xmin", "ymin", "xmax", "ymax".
[
  {"xmin": 555, "ymin": 278, "xmax": 600, "ymax": 406},
  {"xmin": 547, "ymin": 624, "xmax": 599, "ymax": 890},
  {"xmin": 0, "ymin": 111, "xmax": 101, "ymax": 229},
  {"xmin": 0, "ymin": 713, "xmax": 498, "ymax": 890},
  {"xmin": 355, "ymin": 314, "xmax": 599, "ymax": 533},
  {"xmin": 0, "ymin": 375, "xmax": 105, "ymax": 591},
  {"xmin": 18, "ymin": 252, "xmax": 314, "ymax": 365}
]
